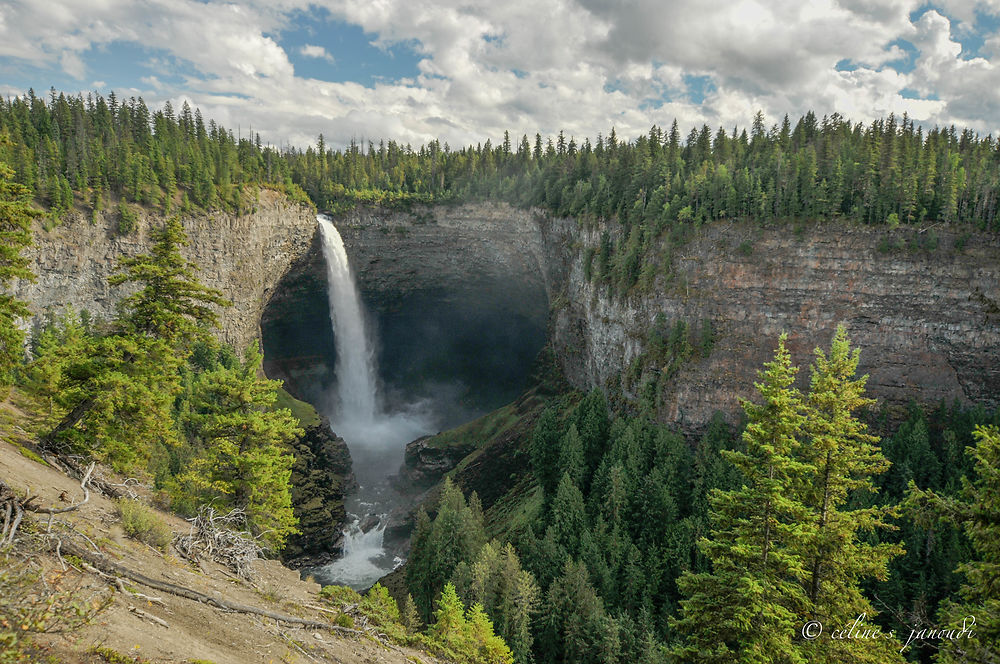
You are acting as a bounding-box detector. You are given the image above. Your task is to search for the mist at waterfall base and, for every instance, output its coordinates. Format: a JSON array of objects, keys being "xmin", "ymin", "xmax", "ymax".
[{"xmin": 305, "ymin": 215, "xmax": 437, "ymax": 590}]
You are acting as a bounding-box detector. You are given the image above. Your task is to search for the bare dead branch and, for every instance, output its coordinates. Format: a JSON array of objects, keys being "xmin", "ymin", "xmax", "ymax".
[
  {"xmin": 26, "ymin": 462, "xmax": 95, "ymax": 515},
  {"xmin": 173, "ymin": 506, "xmax": 265, "ymax": 581}
]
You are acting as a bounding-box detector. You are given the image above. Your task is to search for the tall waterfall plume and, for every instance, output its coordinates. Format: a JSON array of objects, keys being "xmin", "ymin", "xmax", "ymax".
[
  {"xmin": 317, "ymin": 214, "xmax": 377, "ymax": 425},
  {"xmin": 312, "ymin": 213, "xmax": 431, "ymax": 590}
]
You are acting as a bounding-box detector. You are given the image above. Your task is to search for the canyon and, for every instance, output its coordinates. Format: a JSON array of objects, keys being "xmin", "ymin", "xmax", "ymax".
[{"xmin": 14, "ymin": 196, "xmax": 1000, "ymax": 562}]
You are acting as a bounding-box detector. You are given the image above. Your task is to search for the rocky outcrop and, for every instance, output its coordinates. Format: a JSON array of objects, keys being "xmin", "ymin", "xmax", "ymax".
[
  {"xmin": 12, "ymin": 189, "xmax": 317, "ymax": 352},
  {"xmin": 553, "ymin": 222, "xmax": 1000, "ymax": 432},
  {"xmin": 283, "ymin": 417, "xmax": 356, "ymax": 567},
  {"xmin": 399, "ymin": 435, "xmax": 477, "ymax": 488}
]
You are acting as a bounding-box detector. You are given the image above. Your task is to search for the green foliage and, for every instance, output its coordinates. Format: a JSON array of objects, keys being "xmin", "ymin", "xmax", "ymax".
[
  {"xmin": 115, "ymin": 498, "xmax": 172, "ymax": 550},
  {"xmin": 671, "ymin": 334, "xmax": 813, "ymax": 663},
  {"xmin": 51, "ymin": 332, "xmax": 183, "ymax": 471},
  {"xmin": 425, "ymin": 583, "xmax": 514, "ymax": 664},
  {"xmin": 109, "ymin": 217, "xmax": 229, "ymax": 346},
  {"xmin": 4, "ymin": 94, "xmax": 998, "ymax": 304},
  {"xmin": 172, "ymin": 343, "xmax": 301, "ymax": 550},
  {"xmin": 415, "ymin": 388, "xmax": 744, "ymax": 662},
  {"xmin": 273, "ymin": 386, "xmax": 321, "ymax": 427},
  {"xmin": 116, "ymin": 200, "xmax": 138, "ymax": 235},
  {"xmin": 400, "ymin": 593, "xmax": 422, "ymax": 633},
  {"xmin": 407, "ymin": 478, "xmax": 487, "ymax": 621},
  {"xmin": 529, "ymin": 406, "xmax": 563, "ymax": 498},
  {"xmin": 907, "ymin": 425, "xmax": 1000, "ymax": 663},
  {"xmin": 451, "ymin": 542, "xmax": 540, "ymax": 663},
  {"xmin": 798, "ymin": 326, "xmax": 904, "ymax": 663},
  {"xmin": 20, "ymin": 217, "xmax": 300, "ymax": 551},
  {"xmin": 0, "ymin": 161, "xmax": 37, "ymax": 388},
  {"xmin": 870, "ymin": 401, "xmax": 996, "ymax": 661},
  {"xmin": 89, "ymin": 645, "xmax": 150, "ymax": 663},
  {"xmin": 320, "ymin": 583, "xmax": 409, "ymax": 644},
  {"xmin": 540, "ymin": 559, "xmax": 617, "ymax": 664},
  {"xmin": 671, "ymin": 330, "xmax": 905, "ymax": 663}
]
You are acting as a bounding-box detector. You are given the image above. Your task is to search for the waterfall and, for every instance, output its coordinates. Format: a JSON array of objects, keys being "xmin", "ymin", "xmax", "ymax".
[
  {"xmin": 317, "ymin": 214, "xmax": 377, "ymax": 424},
  {"xmin": 312, "ymin": 213, "xmax": 426, "ymax": 590}
]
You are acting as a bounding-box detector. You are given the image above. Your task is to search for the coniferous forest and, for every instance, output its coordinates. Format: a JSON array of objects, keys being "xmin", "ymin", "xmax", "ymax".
[{"xmin": 0, "ymin": 88, "xmax": 998, "ymax": 663}]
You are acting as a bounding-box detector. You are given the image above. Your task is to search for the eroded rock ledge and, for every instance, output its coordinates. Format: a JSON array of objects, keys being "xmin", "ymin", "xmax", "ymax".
[
  {"xmin": 555, "ymin": 221, "xmax": 1000, "ymax": 431},
  {"xmin": 13, "ymin": 189, "xmax": 317, "ymax": 352}
]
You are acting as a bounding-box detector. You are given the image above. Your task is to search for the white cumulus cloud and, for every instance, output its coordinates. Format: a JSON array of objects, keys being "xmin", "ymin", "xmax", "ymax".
[
  {"xmin": 0, "ymin": 0, "xmax": 998, "ymax": 148},
  {"xmin": 299, "ymin": 44, "xmax": 334, "ymax": 62}
]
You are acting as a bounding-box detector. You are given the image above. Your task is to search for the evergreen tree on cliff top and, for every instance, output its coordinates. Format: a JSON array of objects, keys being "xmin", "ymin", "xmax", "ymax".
[
  {"xmin": 0, "ymin": 161, "xmax": 38, "ymax": 388},
  {"xmin": 671, "ymin": 334, "xmax": 812, "ymax": 663}
]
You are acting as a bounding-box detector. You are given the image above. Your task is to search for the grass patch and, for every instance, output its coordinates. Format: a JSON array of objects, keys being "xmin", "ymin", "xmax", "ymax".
[
  {"xmin": 12, "ymin": 440, "xmax": 47, "ymax": 466},
  {"xmin": 274, "ymin": 387, "xmax": 320, "ymax": 428},
  {"xmin": 426, "ymin": 402, "xmax": 521, "ymax": 451},
  {"xmin": 484, "ymin": 479, "xmax": 544, "ymax": 541},
  {"xmin": 115, "ymin": 499, "xmax": 172, "ymax": 550}
]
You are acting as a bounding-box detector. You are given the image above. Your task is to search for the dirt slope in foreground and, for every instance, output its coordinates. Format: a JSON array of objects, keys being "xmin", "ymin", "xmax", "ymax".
[{"xmin": 0, "ymin": 426, "xmax": 437, "ymax": 664}]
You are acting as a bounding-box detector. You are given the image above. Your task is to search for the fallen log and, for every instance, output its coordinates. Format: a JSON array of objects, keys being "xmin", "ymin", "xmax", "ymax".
[{"xmin": 58, "ymin": 540, "xmax": 361, "ymax": 636}]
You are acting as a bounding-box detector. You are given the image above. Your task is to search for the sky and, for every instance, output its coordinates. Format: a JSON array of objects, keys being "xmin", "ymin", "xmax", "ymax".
[{"xmin": 1, "ymin": 0, "xmax": 1000, "ymax": 150}]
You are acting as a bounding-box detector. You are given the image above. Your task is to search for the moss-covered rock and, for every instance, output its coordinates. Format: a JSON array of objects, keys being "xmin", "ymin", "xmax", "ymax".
[{"xmin": 282, "ymin": 417, "xmax": 355, "ymax": 566}]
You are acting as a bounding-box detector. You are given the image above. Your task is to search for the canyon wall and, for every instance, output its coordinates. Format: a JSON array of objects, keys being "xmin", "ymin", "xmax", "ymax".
[
  {"xmin": 12, "ymin": 189, "xmax": 317, "ymax": 352},
  {"xmin": 553, "ymin": 221, "xmax": 1000, "ymax": 430},
  {"xmin": 319, "ymin": 205, "xmax": 1000, "ymax": 431},
  {"xmin": 15, "ymin": 195, "xmax": 1000, "ymax": 435}
]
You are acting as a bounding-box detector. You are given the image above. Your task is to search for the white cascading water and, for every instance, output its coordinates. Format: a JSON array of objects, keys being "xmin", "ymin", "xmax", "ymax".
[
  {"xmin": 313, "ymin": 214, "xmax": 429, "ymax": 589},
  {"xmin": 317, "ymin": 215, "xmax": 377, "ymax": 423}
]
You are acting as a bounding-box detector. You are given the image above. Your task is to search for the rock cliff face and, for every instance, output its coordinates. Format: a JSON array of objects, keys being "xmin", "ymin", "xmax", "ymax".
[
  {"xmin": 14, "ymin": 195, "xmax": 1000, "ymax": 562},
  {"xmin": 262, "ymin": 203, "xmax": 556, "ymax": 422},
  {"xmin": 284, "ymin": 417, "xmax": 357, "ymax": 567},
  {"xmin": 13, "ymin": 189, "xmax": 317, "ymax": 352},
  {"xmin": 553, "ymin": 222, "xmax": 1000, "ymax": 431}
]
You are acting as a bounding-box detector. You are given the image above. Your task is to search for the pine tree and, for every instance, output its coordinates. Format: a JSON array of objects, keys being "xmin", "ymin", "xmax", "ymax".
[
  {"xmin": 530, "ymin": 406, "xmax": 562, "ymax": 497},
  {"xmin": 551, "ymin": 472, "xmax": 587, "ymax": 554},
  {"xmin": 176, "ymin": 342, "xmax": 302, "ymax": 550},
  {"xmin": 0, "ymin": 161, "xmax": 38, "ymax": 387},
  {"xmin": 558, "ymin": 424, "xmax": 585, "ymax": 488},
  {"xmin": 467, "ymin": 602, "xmax": 515, "ymax": 664},
  {"xmin": 429, "ymin": 582, "xmax": 469, "ymax": 654},
  {"xmin": 542, "ymin": 558, "xmax": 617, "ymax": 664},
  {"xmin": 401, "ymin": 593, "xmax": 422, "ymax": 633},
  {"xmin": 670, "ymin": 334, "xmax": 812, "ymax": 663},
  {"xmin": 907, "ymin": 425, "xmax": 1000, "ymax": 664},
  {"xmin": 43, "ymin": 217, "xmax": 229, "ymax": 452},
  {"xmin": 798, "ymin": 325, "xmax": 904, "ymax": 662},
  {"xmin": 407, "ymin": 478, "xmax": 487, "ymax": 620},
  {"xmin": 109, "ymin": 216, "xmax": 229, "ymax": 345}
]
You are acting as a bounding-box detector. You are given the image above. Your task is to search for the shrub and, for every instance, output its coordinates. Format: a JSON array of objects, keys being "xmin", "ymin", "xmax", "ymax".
[
  {"xmin": 115, "ymin": 499, "xmax": 172, "ymax": 550},
  {"xmin": 117, "ymin": 201, "xmax": 139, "ymax": 235},
  {"xmin": 1, "ymin": 555, "xmax": 112, "ymax": 663}
]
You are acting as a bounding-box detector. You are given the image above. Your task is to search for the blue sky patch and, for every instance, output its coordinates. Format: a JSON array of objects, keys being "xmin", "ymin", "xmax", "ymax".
[
  {"xmin": 683, "ymin": 74, "xmax": 715, "ymax": 104},
  {"xmin": 275, "ymin": 7, "xmax": 422, "ymax": 85}
]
